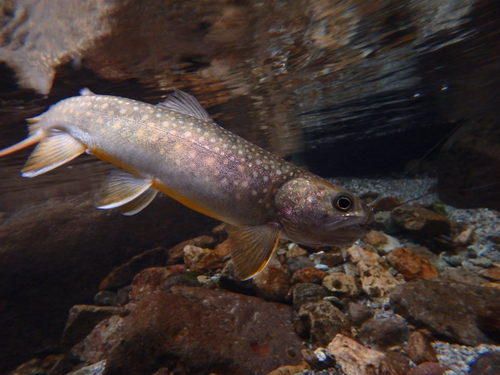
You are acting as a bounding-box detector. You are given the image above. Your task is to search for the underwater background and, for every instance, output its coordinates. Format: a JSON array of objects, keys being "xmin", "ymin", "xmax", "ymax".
[{"xmin": 0, "ymin": 0, "xmax": 499, "ymax": 374}]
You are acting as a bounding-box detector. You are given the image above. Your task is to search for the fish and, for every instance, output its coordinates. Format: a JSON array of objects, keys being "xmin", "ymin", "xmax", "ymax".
[{"xmin": 0, "ymin": 88, "xmax": 373, "ymax": 280}]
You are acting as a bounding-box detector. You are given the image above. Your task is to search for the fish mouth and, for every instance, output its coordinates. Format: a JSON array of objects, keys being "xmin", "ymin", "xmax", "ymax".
[{"xmin": 360, "ymin": 208, "xmax": 374, "ymax": 226}]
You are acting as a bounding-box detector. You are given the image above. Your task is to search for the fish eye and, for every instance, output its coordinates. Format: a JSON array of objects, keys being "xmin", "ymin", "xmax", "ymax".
[{"xmin": 334, "ymin": 195, "xmax": 352, "ymax": 211}]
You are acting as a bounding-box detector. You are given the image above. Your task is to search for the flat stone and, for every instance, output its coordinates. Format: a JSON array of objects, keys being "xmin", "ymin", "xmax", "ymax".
[
  {"xmin": 74, "ymin": 287, "xmax": 304, "ymax": 374},
  {"xmin": 386, "ymin": 247, "xmax": 440, "ymax": 280},
  {"xmin": 327, "ymin": 334, "xmax": 398, "ymax": 375},
  {"xmin": 357, "ymin": 315, "xmax": 409, "ymax": 351},
  {"xmin": 390, "ymin": 205, "xmax": 451, "ymax": 236},
  {"xmin": 478, "ymin": 266, "xmax": 500, "ymax": 281},
  {"xmin": 391, "ymin": 279, "xmax": 500, "ymax": 345},
  {"xmin": 441, "ymin": 268, "xmax": 490, "ymax": 286},
  {"xmin": 322, "ymin": 273, "xmax": 359, "ymax": 296},
  {"xmin": 299, "ymin": 301, "xmax": 349, "ymax": 347}
]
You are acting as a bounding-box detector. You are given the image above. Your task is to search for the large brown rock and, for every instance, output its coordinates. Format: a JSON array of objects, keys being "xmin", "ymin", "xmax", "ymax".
[
  {"xmin": 73, "ymin": 286, "xmax": 305, "ymax": 375},
  {"xmin": 390, "ymin": 279, "xmax": 500, "ymax": 345}
]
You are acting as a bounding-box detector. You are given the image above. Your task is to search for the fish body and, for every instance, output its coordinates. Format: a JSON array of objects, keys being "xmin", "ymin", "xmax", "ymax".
[{"xmin": 0, "ymin": 89, "xmax": 373, "ymax": 279}]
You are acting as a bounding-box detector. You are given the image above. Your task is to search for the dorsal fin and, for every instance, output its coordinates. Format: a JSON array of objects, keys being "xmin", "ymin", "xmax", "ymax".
[{"xmin": 157, "ymin": 90, "xmax": 211, "ymax": 120}]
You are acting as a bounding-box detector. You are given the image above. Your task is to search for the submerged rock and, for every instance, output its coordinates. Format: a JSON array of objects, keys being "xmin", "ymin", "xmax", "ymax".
[
  {"xmin": 404, "ymin": 330, "xmax": 439, "ymax": 365},
  {"xmin": 73, "ymin": 286, "xmax": 304, "ymax": 375},
  {"xmin": 390, "ymin": 279, "xmax": 500, "ymax": 345},
  {"xmin": 357, "ymin": 315, "xmax": 409, "ymax": 351},
  {"xmin": 327, "ymin": 334, "xmax": 398, "ymax": 375},
  {"xmin": 386, "ymin": 247, "xmax": 440, "ymax": 280},
  {"xmin": 298, "ymin": 301, "xmax": 349, "ymax": 347}
]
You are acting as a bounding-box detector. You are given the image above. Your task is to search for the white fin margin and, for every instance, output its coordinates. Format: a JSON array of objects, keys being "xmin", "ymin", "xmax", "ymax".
[{"xmin": 97, "ymin": 169, "xmax": 153, "ymax": 209}]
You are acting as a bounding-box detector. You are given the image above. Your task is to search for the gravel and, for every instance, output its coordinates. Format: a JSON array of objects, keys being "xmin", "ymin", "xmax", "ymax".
[
  {"xmin": 331, "ymin": 176, "xmax": 500, "ymax": 374},
  {"xmin": 433, "ymin": 341, "xmax": 500, "ymax": 374}
]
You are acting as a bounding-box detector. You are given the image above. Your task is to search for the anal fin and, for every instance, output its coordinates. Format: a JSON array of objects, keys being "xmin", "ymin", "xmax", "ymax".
[
  {"xmin": 229, "ymin": 223, "xmax": 281, "ymax": 280},
  {"xmin": 97, "ymin": 169, "xmax": 155, "ymax": 211},
  {"xmin": 22, "ymin": 132, "xmax": 86, "ymax": 177}
]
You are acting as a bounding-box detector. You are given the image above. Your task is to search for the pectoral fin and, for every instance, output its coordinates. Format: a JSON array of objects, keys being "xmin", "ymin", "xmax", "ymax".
[
  {"xmin": 97, "ymin": 169, "xmax": 154, "ymax": 211},
  {"xmin": 229, "ymin": 223, "xmax": 281, "ymax": 280},
  {"xmin": 21, "ymin": 132, "xmax": 86, "ymax": 177}
]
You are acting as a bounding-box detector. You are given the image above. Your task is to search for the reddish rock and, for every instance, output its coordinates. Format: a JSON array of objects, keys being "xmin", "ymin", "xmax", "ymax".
[
  {"xmin": 358, "ymin": 315, "xmax": 409, "ymax": 351},
  {"xmin": 129, "ymin": 265, "xmax": 187, "ymax": 300},
  {"xmin": 391, "ymin": 279, "xmax": 500, "ymax": 346},
  {"xmin": 299, "ymin": 301, "xmax": 349, "ymax": 347},
  {"xmin": 404, "ymin": 330, "xmax": 438, "ymax": 365},
  {"xmin": 292, "ymin": 267, "xmax": 326, "ymax": 284},
  {"xmin": 327, "ymin": 334, "xmax": 398, "ymax": 375},
  {"xmin": 372, "ymin": 197, "xmax": 401, "ymax": 213},
  {"xmin": 478, "ymin": 266, "xmax": 500, "ymax": 281},
  {"xmin": 73, "ymin": 287, "xmax": 304, "ymax": 375},
  {"xmin": 314, "ymin": 252, "xmax": 344, "ymax": 267},
  {"xmin": 405, "ymin": 362, "xmax": 450, "ymax": 375},
  {"xmin": 252, "ymin": 255, "xmax": 291, "ymax": 302},
  {"xmin": 387, "ymin": 247, "xmax": 440, "ymax": 280}
]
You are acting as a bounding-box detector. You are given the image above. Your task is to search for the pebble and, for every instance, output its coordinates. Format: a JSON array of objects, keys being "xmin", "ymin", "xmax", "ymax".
[
  {"xmin": 386, "ymin": 247, "xmax": 440, "ymax": 280},
  {"xmin": 432, "ymin": 341, "xmax": 500, "ymax": 375},
  {"xmin": 327, "ymin": 334, "xmax": 398, "ymax": 375},
  {"xmin": 469, "ymin": 257, "xmax": 493, "ymax": 268},
  {"xmin": 322, "ymin": 273, "xmax": 359, "ymax": 296},
  {"xmin": 299, "ymin": 301, "xmax": 349, "ymax": 347}
]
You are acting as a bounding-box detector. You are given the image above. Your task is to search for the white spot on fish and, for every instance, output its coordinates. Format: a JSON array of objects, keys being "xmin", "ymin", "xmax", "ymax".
[
  {"xmin": 185, "ymin": 131, "xmax": 192, "ymax": 137},
  {"xmin": 253, "ymin": 171, "xmax": 258, "ymax": 178},
  {"xmin": 256, "ymin": 160, "xmax": 262, "ymax": 165},
  {"xmin": 276, "ymin": 170, "xmax": 282, "ymax": 175},
  {"xmin": 263, "ymin": 176, "xmax": 269, "ymax": 182},
  {"xmin": 133, "ymin": 106, "xmax": 138, "ymax": 111},
  {"xmin": 155, "ymin": 113, "xmax": 161, "ymax": 118}
]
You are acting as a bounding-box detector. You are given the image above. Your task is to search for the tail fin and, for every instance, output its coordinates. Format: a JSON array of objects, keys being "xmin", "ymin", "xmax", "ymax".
[
  {"xmin": 0, "ymin": 126, "xmax": 86, "ymax": 177},
  {"xmin": 0, "ymin": 133, "xmax": 42, "ymax": 157}
]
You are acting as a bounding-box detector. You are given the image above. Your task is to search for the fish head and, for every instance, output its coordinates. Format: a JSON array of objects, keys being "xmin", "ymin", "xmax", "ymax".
[{"xmin": 274, "ymin": 177, "xmax": 373, "ymax": 246}]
